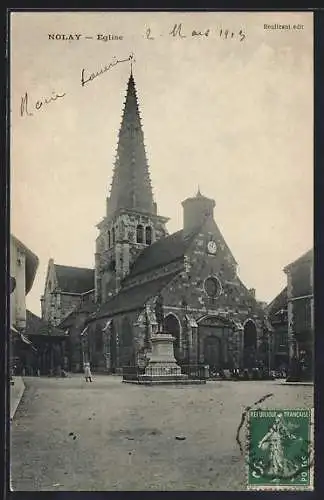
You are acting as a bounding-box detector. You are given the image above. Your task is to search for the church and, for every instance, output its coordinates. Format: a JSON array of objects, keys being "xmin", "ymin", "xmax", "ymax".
[{"xmin": 42, "ymin": 70, "xmax": 269, "ymax": 374}]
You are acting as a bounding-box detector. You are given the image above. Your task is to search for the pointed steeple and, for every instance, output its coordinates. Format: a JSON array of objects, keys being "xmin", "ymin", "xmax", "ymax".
[{"xmin": 107, "ymin": 71, "xmax": 155, "ymax": 217}]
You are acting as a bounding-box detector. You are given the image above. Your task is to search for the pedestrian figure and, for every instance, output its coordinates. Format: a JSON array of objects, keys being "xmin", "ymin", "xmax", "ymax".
[{"xmin": 84, "ymin": 362, "xmax": 93, "ymax": 382}]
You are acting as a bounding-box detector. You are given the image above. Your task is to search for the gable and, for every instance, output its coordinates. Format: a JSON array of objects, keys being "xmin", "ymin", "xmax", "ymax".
[
  {"xmin": 267, "ymin": 287, "xmax": 288, "ymax": 321},
  {"xmin": 44, "ymin": 259, "xmax": 58, "ymax": 295},
  {"xmin": 184, "ymin": 216, "xmax": 238, "ymax": 279},
  {"xmin": 200, "ymin": 216, "xmax": 238, "ymax": 266},
  {"xmin": 284, "ymin": 249, "xmax": 313, "ymax": 273}
]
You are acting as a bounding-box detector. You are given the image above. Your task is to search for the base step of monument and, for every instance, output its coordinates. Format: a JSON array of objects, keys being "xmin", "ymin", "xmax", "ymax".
[{"xmin": 123, "ymin": 378, "xmax": 206, "ymax": 385}]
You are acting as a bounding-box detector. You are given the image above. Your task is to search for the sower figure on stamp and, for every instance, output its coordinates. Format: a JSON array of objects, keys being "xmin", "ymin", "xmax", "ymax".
[
  {"xmin": 258, "ymin": 413, "xmax": 301, "ymax": 478},
  {"xmin": 154, "ymin": 294, "xmax": 165, "ymax": 333}
]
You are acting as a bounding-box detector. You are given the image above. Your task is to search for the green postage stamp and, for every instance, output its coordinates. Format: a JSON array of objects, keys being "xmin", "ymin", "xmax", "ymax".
[{"xmin": 247, "ymin": 408, "xmax": 314, "ymax": 490}]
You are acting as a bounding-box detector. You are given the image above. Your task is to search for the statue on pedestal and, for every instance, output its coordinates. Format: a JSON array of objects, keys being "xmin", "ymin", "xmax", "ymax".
[{"xmin": 154, "ymin": 294, "xmax": 165, "ymax": 333}]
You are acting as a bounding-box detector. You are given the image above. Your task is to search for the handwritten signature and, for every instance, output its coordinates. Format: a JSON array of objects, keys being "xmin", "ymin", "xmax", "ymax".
[
  {"xmin": 20, "ymin": 91, "xmax": 66, "ymax": 117},
  {"xmin": 20, "ymin": 54, "xmax": 134, "ymax": 118},
  {"xmin": 81, "ymin": 53, "xmax": 134, "ymax": 87}
]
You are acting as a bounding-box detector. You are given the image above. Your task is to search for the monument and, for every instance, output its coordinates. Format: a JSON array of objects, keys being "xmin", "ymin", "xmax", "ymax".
[
  {"xmin": 123, "ymin": 297, "xmax": 205, "ymax": 385},
  {"xmin": 137, "ymin": 295, "xmax": 187, "ymax": 383}
]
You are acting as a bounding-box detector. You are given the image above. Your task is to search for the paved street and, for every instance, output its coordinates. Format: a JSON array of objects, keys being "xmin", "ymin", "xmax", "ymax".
[{"xmin": 10, "ymin": 375, "xmax": 313, "ymax": 491}]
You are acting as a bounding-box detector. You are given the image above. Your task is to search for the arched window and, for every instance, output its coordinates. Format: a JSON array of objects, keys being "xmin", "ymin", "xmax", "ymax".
[
  {"xmin": 145, "ymin": 226, "xmax": 152, "ymax": 245},
  {"xmin": 204, "ymin": 276, "xmax": 222, "ymax": 298},
  {"xmin": 108, "ymin": 231, "xmax": 111, "ymax": 248},
  {"xmin": 164, "ymin": 314, "xmax": 181, "ymax": 360},
  {"xmin": 136, "ymin": 224, "xmax": 144, "ymax": 244},
  {"xmin": 112, "ymin": 227, "xmax": 116, "ymax": 245}
]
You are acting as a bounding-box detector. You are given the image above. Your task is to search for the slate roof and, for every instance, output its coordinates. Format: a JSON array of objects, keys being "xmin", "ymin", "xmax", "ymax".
[
  {"xmin": 54, "ymin": 265, "xmax": 95, "ymax": 293},
  {"xmin": 267, "ymin": 287, "xmax": 288, "ymax": 322},
  {"xmin": 59, "ymin": 301, "xmax": 98, "ymax": 328},
  {"xmin": 94, "ymin": 271, "xmax": 180, "ymax": 319},
  {"xmin": 284, "ymin": 249, "xmax": 313, "ymax": 272},
  {"xmin": 25, "ymin": 310, "xmax": 67, "ymax": 337},
  {"xmin": 125, "ymin": 228, "xmax": 197, "ymax": 280}
]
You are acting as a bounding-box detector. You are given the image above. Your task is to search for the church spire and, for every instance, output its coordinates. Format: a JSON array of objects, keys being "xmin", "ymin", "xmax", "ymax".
[{"xmin": 107, "ymin": 70, "xmax": 155, "ymax": 217}]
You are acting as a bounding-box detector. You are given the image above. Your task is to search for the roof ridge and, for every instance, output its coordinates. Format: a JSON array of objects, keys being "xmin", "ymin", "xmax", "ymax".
[{"xmin": 54, "ymin": 264, "xmax": 94, "ymax": 271}]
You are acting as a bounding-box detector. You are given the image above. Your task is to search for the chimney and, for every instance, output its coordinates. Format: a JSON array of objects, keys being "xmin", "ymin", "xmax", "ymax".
[{"xmin": 181, "ymin": 188, "xmax": 215, "ymax": 237}]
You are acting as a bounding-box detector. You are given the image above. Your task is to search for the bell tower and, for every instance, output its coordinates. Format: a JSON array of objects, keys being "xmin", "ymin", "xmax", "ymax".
[{"xmin": 95, "ymin": 70, "xmax": 169, "ymax": 303}]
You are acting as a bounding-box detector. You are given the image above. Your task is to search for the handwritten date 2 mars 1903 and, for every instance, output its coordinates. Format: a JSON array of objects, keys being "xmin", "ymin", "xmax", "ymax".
[{"xmin": 145, "ymin": 24, "xmax": 246, "ymax": 41}]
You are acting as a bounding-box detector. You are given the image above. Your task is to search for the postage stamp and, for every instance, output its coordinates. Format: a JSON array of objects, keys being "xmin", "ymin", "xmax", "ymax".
[{"xmin": 247, "ymin": 408, "xmax": 314, "ymax": 490}]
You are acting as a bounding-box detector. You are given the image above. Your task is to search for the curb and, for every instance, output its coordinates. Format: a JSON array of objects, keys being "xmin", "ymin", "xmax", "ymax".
[{"xmin": 10, "ymin": 377, "xmax": 25, "ymax": 420}]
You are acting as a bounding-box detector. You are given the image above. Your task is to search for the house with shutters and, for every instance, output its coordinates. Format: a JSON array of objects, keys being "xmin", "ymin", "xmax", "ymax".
[{"xmin": 63, "ymin": 70, "xmax": 269, "ymax": 374}]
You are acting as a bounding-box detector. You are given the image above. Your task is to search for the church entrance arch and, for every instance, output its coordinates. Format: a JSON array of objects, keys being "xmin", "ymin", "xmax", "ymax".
[
  {"xmin": 197, "ymin": 315, "xmax": 234, "ymax": 372},
  {"xmin": 204, "ymin": 336, "xmax": 221, "ymax": 369},
  {"xmin": 243, "ymin": 319, "xmax": 257, "ymax": 368},
  {"xmin": 164, "ymin": 313, "xmax": 181, "ymax": 361}
]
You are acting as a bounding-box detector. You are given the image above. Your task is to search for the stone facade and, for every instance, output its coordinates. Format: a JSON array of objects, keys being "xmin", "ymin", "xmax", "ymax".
[
  {"xmin": 84, "ymin": 197, "xmax": 266, "ymax": 374},
  {"xmin": 95, "ymin": 210, "xmax": 168, "ymax": 302},
  {"xmin": 51, "ymin": 71, "xmax": 269, "ymax": 374},
  {"xmin": 41, "ymin": 258, "xmax": 95, "ymax": 327}
]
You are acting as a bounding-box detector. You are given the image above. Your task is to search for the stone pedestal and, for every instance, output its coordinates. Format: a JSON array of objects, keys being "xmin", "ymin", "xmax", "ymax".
[{"xmin": 140, "ymin": 334, "xmax": 188, "ymax": 383}]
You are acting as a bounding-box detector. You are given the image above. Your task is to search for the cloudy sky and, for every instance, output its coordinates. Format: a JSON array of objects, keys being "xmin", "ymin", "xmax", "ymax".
[{"xmin": 10, "ymin": 11, "xmax": 313, "ymax": 315}]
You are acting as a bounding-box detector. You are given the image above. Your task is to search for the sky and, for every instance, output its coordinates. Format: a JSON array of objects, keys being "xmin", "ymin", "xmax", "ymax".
[{"xmin": 10, "ymin": 11, "xmax": 313, "ymax": 316}]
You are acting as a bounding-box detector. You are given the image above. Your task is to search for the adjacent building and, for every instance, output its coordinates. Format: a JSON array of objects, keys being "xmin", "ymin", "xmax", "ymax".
[
  {"xmin": 10, "ymin": 235, "xmax": 39, "ymax": 331},
  {"xmin": 284, "ymin": 249, "xmax": 314, "ymax": 380},
  {"xmin": 267, "ymin": 286, "xmax": 288, "ymax": 372},
  {"xmin": 10, "ymin": 235, "xmax": 39, "ymax": 371},
  {"xmin": 41, "ymin": 259, "xmax": 95, "ymax": 326}
]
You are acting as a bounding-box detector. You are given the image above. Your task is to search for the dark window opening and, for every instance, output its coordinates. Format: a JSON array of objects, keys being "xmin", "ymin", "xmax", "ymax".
[
  {"xmin": 136, "ymin": 224, "xmax": 144, "ymax": 244},
  {"xmin": 145, "ymin": 226, "xmax": 152, "ymax": 245}
]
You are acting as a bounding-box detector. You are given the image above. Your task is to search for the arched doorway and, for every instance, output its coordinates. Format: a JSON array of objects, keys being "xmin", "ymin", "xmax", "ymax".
[
  {"xmin": 197, "ymin": 315, "xmax": 234, "ymax": 371},
  {"xmin": 204, "ymin": 336, "xmax": 221, "ymax": 371},
  {"xmin": 164, "ymin": 314, "xmax": 181, "ymax": 361},
  {"xmin": 243, "ymin": 319, "xmax": 257, "ymax": 368}
]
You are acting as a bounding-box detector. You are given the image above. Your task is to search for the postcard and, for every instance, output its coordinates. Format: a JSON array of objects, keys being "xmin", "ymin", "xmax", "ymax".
[{"xmin": 9, "ymin": 10, "xmax": 313, "ymax": 491}]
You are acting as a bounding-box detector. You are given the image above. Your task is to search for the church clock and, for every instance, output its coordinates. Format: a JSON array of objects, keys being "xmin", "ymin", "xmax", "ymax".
[{"xmin": 207, "ymin": 240, "xmax": 217, "ymax": 255}]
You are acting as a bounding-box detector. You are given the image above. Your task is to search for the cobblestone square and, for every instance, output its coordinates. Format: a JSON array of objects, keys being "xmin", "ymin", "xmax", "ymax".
[{"xmin": 10, "ymin": 375, "xmax": 313, "ymax": 491}]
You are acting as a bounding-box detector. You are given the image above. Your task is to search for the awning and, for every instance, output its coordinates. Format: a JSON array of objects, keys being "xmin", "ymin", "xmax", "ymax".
[
  {"xmin": 20, "ymin": 333, "xmax": 32, "ymax": 345},
  {"xmin": 19, "ymin": 332, "xmax": 37, "ymax": 352}
]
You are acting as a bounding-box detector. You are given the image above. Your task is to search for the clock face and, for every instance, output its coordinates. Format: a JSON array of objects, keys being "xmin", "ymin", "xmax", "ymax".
[{"xmin": 207, "ymin": 240, "xmax": 217, "ymax": 254}]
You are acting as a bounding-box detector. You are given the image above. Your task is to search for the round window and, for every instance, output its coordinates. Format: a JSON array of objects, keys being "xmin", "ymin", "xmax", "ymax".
[{"xmin": 204, "ymin": 276, "xmax": 221, "ymax": 298}]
